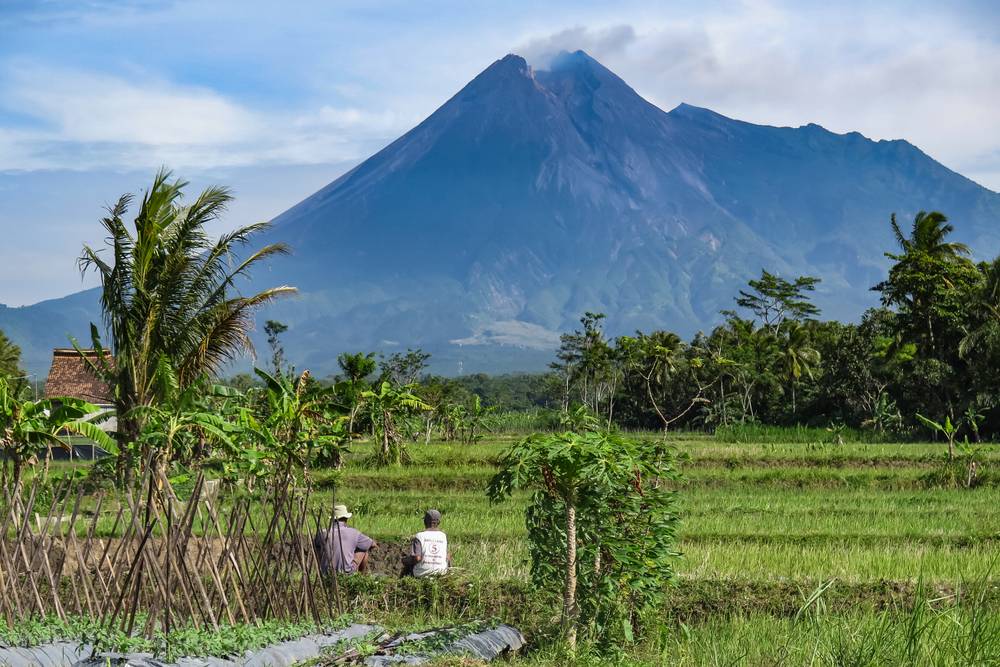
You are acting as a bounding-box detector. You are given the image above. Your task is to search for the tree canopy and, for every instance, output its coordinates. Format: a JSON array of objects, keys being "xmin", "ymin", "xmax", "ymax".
[{"xmin": 77, "ymin": 168, "xmax": 295, "ymax": 472}]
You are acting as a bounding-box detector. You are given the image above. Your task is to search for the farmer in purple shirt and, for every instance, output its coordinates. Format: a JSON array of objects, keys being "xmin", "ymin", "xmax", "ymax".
[{"xmin": 314, "ymin": 504, "xmax": 377, "ymax": 575}]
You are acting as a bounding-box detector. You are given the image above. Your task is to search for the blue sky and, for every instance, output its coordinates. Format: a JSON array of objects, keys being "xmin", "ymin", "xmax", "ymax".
[{"xmin": 1, "ymin": 0, "xmax": 998, "ymax": 304}]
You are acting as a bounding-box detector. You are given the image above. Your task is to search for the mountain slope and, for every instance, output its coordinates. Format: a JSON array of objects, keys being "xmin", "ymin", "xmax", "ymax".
[{"xmin": 4, "ymin": 50, "xmax": 1000, "ymax": 377}]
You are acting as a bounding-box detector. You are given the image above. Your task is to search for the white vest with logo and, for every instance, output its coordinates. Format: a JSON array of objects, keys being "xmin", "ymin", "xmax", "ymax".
[{"xmin": 413, "ymin": 530, "xmax": 448, "ymax": 577}]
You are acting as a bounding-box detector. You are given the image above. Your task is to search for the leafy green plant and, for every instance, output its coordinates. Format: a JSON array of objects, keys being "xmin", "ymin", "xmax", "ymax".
[
  {"xmin": 443, "ymin": 395, "xmax": 493, "ymax": 445},
  {"xmin": 558, "ymin": 405, "xmax": 603, "ymax": 434},
  {"xmin": 862, "ymin": 392, "xmax": 904, "ymax": 436},
  {"xmin": 0, "ymin": 375, "xmax": 116, "ymax": 495},
  {"xmin": 239, "ymin": 367, "xmax": 350, "ymax": 484},
  {"xmin": 488, "ymin": 428, "xmax": 679, "ymax": 650},
  {"xmin": 915, "ymin": 413, "xmax": 960, "ymax": 460},
  {"xmin": 361, "ymin": 381, "xmax": 430, "ymax": 466},
  {"xmin": 130, "ymin": 358, "xmax": 238, "ymax": 480}
]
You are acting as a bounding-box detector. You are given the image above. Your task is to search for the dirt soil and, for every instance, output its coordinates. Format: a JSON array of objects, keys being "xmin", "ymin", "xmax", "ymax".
[{"xmin": 365, "ymin": 540, "xmax": 412, "ymax": 577}]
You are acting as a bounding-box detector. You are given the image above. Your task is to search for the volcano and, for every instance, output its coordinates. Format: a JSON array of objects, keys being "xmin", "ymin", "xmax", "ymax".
[{"xmin": 5, "ymin": 51, "xmax": 1000, "ymax": 376}]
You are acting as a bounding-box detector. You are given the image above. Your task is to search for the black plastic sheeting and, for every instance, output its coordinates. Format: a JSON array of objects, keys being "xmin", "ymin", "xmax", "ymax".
[
  {"xmin": 364, "ymin": 624, "xmax": 525, "ymax": 666},
  {"xmin": 0, "ymin": 624, "xmax": 377, "ymax": 667},
  {"xmin": 0, "ymin": 623, "xmax": 524, "ymax": 666},
  {"xmin": 0, "ymin": 641, "xmax": 91, "ymax": 667}
]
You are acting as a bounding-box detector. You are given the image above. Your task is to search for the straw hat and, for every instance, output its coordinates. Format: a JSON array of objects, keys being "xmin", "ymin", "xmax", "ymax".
[{"xmin": 333, "ymin": 504, "xmax": 353, "ymax": 520}]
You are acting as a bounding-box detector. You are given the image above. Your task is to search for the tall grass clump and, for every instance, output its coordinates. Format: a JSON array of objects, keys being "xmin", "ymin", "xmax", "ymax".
[{"xmin": 653, "ymin": 578, "xmax": 1000, "ymax": 666}]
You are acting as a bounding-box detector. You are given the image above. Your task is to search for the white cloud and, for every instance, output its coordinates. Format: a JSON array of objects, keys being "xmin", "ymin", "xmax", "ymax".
[
  {"xmin": 519, "ymin": 25, "xmax": 638, "ymax": 67},
  {"xmin": 514, "ymin": 2, "xmax": 1000, "ymax": 190},
  {"xmin": 1, "ymin": 1, "xmax": 998, "ymax": 192},
  {"xmin": 6, "ymin": 65, "xmax": 258, "ymax": 145},
  {"xmin": 0, "ymin": 63, "xmax": 410, "ymax": 172}
]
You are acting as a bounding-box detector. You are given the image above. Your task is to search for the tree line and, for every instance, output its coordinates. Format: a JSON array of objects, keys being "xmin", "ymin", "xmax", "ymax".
[
  {"xmin": 522, "ymin": 211, "xmax": 1000, "ymax": 442},
  {"xmin": 247, "ymin": 208, "xmax": 1000, "ymax": 446},
  {"xmin": 278, "ymin": 209, "xmax": 997, "ymax": 444},
  {"xmin": 2, "ymin": 177, "xmax": 997, "ymax": 454}
]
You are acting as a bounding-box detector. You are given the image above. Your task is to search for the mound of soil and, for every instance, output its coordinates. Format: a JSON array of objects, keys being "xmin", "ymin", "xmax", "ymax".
[{"xmin": 365, "ymin": 540, "xmax": 411, "ymax": 577}]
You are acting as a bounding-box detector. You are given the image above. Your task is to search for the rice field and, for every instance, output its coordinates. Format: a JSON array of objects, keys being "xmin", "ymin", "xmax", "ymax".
[
  {"xmin": 324, "ymin": 438, "xmax": 999, "ymax": 583},
  {"xmin": 321, "ymin": 434, "xmax": 1000, "ymax": 664},
  {"xmin": 24, "ymin": 434, "xmax": 1000, "ymax": 664}
]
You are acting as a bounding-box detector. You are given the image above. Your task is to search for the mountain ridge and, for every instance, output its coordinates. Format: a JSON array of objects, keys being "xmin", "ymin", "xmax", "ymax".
[{"xmin": 3, "ymin": 50, "xmax": 999, "ymax": 377}]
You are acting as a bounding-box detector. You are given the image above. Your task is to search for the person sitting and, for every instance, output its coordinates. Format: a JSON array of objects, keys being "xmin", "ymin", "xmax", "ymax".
[
  {"xmin": 313, "ymin": 504, "xmax": 376, "ymax": 576},
  {"xmin": 403, "ymin": 509, "xmax": 450, "ymax": 577}
]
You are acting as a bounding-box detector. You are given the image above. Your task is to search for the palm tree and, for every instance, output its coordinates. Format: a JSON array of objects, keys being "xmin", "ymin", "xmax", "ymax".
[
  {"xmin": 336, "ymin": 351, "xmax": 376, "ymax": 433},
  {"xmin": 0, "ymin": 329, "xmax": 21, "ymax": 378},
  {"xmin": 959, "ymin": 257, "xmax": 1000, "ymax": 359},
  {"xmin": 878, "ymin": 211, "xmax": 976, "ymax": 355},
  {"xmin": 78, "ymin": 168, "xmax": 295, "ymax": 473},
  {"xmin": 781, "ymin": 322, "xmax": 820, "ymax": 416},
  {"xmin": 889, "ymin": 211, "xmax": 970, "ymax": 260}
]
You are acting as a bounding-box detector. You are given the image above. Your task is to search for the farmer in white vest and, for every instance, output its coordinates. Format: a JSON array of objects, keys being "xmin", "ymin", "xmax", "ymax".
[{"xmin": 405, "ymin": 509, "xmax": 450, "ymax": 577}]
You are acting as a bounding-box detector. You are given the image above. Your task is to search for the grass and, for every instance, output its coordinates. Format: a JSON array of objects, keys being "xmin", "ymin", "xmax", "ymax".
[
  {"xmin": 327, "ymin": 432, "xmax": 1000, "ymax": 664},
  {"xmin": 320, "ymin": 438, "xmax": 1000, "ymax": 584},
  {"xmin": 10, "ymin": 429, "xmax": 1000, "ymax": 663},
  {"xmin": 585, "ymin": 605, "xmax": 1000, "ymax": 666},
  {"xmin": 712, "ymin": 422, "xmax": 903, "ymax": 444}
]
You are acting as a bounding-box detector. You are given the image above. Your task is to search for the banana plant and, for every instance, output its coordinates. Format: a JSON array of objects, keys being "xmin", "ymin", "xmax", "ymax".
[
  {"xmin": 0, "ymin": 375, "xmax": 116, "ymax": 498},
  {"xmin": 915, "ymin": 413, "xmax": 960, "ymax": 461},
  {"xmin": 242, "ymin": 367, "xmax": 349, "ymax": 485},
  {"xmin": 360, "ymin": 381, "xmax": 429, "ymax": 465},
  {"xmin": 129, "ymin": 357, "xmax": 239, "ymax": 482}
]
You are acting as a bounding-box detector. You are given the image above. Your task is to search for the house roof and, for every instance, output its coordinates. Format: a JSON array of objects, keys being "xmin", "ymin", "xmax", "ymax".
[{"xmin": 44, "ymin": 349, "xmax": 113, "ymax": 404}]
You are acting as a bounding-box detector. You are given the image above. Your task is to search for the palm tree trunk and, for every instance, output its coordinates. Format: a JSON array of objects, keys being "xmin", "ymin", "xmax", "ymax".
[{"xmin": 117, "ymin": 410, "xmax": 141, "ymax": 487}]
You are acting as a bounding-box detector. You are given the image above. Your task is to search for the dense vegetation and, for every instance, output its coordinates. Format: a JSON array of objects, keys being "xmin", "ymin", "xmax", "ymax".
[
  {"xmin": 336, "ymin": 211, "xmax": 1000, "ymax": 447},
  {"xmin": 318, "ymin": 435, "xmax": 999, "ymax": 665},
  {"xmin": 0, "ymin": 172, "xmax": 996, "ymax": 664}
]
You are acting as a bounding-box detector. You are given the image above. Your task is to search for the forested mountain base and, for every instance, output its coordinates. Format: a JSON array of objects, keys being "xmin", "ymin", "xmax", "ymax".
[{"xmin": 324, "ymin": 211, "xmax": 1000, "ymax": 446}]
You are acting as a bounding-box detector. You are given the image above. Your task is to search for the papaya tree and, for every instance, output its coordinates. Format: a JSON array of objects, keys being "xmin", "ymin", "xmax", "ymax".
[{"xmin": 488, "ymin": 428, "xmax": 679, "ymax": 649}]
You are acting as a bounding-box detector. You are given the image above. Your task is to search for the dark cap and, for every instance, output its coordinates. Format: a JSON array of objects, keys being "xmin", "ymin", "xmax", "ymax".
[{"xmin": 423, "ymin": 509, "xmax": 442, "ymax": 525}]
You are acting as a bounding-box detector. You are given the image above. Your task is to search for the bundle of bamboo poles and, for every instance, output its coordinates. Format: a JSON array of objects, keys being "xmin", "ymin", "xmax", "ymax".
[{"xmin": 0, "ymin": 468, "xmax": 344, "ymax": 636}]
